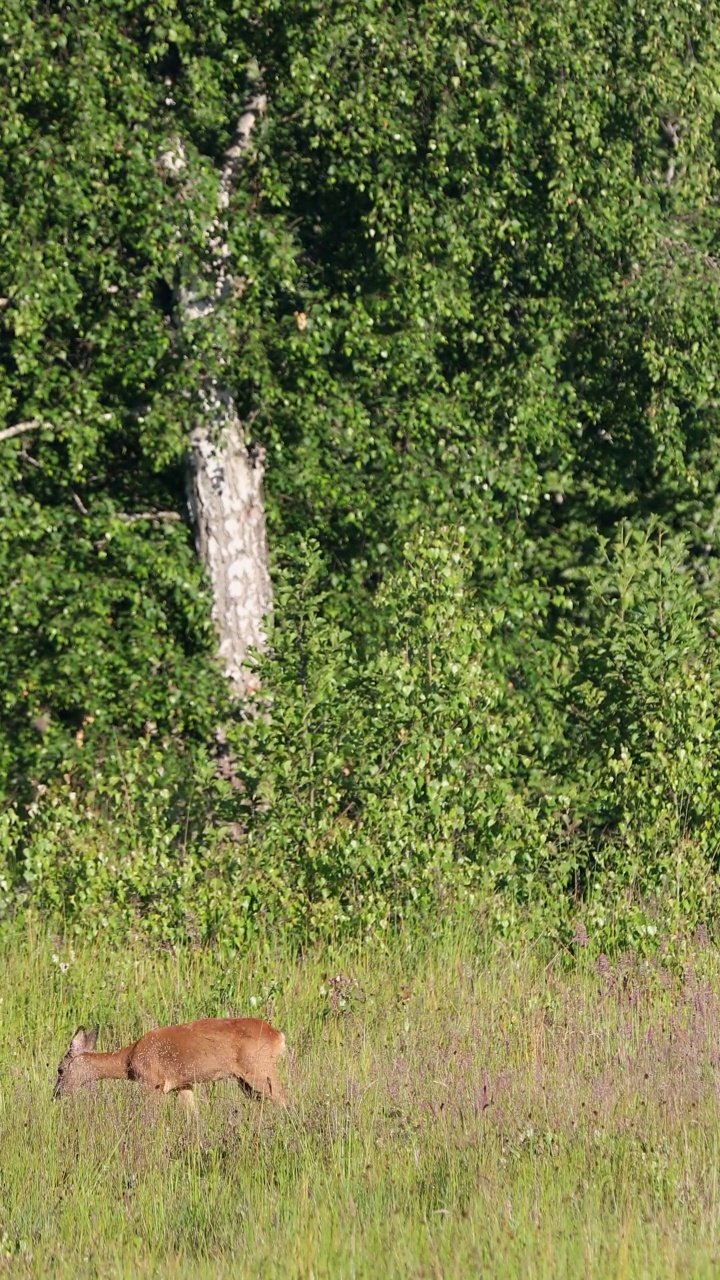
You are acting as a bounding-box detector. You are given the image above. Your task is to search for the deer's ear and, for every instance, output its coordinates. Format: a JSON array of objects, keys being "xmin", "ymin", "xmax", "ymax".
[{"xmin": 69, "ymin": 1026, "xmax": 98, "ymax": 1057}]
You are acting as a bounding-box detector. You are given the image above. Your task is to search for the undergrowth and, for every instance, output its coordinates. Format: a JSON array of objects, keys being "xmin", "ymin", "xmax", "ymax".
[{"xmin": 3, "ymin": 528, "xmax": 720, "ymax": 953}]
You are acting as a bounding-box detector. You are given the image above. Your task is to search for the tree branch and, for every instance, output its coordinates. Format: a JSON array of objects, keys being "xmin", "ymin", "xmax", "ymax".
[
  {"xmin": 18, "ymin": 448, "xmax": 42, "ymax": 469},
  {"xmin": 0, "ymin": 419, "xmax": 44, "ymax": 443},
  {"xmin": 118, "ymin": 510, "xmax": 182, "ymax": 524},
  {"xmin": 94, "ymin": 510, "xmax": 183, "ymax": 548},
  {"xmin": 219, "ymin": 93, "xmax": 267, "ymax": 208},
  {"xmin": 180, "ymin": 93, "xmax": 267, "ymax": 322},
  {"xmin": 658, "ymin": 236, "xmax": 720, "ymax": 274}
]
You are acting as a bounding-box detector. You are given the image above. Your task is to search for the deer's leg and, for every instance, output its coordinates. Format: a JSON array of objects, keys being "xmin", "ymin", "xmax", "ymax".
[{"xmin": 159, "ymin": 1079, "xmax": 195, "ymax": 1110}]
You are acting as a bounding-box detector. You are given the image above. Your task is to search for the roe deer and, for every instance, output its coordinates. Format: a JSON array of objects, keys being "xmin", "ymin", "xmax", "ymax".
[{"xmin": 53, "ymin": 1018, "xmax": 287, "ymax": 1111}]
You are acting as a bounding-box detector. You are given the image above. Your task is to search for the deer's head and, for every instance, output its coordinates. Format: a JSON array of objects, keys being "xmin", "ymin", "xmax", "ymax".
[{"xmin": 53, "ymin": 1026, "xmax": 98, "ymax": 1097}]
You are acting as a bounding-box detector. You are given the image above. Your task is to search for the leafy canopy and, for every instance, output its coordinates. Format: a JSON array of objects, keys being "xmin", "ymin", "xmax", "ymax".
[{"xmin": 2, "ymin": 0, "xmax": 720, "ymax": 943}]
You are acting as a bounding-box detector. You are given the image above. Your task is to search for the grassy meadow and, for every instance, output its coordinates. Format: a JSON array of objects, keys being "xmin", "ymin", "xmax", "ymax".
[{"xmin": 2, "ymin": 920, "xmax": 720, "ymax": 1277}]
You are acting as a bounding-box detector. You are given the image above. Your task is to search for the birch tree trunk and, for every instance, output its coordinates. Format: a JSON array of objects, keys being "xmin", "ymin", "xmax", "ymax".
[
  {"xmin": 186, "ymin": 413, "xmax": 270, "ymax": 695},
  {"xmin": 172, "ymin": 93, "xmax": 272, "ymax": 696}
]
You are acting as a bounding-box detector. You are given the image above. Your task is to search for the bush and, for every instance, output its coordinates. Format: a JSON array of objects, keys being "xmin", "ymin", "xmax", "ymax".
[{"xmin": 3, "ymin": 524, "xmax": 718, "ymax": 952}]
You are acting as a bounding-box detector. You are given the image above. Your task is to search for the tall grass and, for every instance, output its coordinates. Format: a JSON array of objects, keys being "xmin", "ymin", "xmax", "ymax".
[{"xmin": 2, "ymin": 918, "xmax": 720, "ymax": 1277}]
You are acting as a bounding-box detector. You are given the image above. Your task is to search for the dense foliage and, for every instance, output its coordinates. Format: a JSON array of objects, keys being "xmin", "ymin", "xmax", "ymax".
[{"xmin": 2, "ymin": 0, "xmax": 720, "ymax": 946}]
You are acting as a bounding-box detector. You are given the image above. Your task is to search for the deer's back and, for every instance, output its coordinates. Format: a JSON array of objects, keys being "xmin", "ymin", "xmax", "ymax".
[{"xmin": 128, "ymin": 1017, "xmax": 285, "ymax": 1092}]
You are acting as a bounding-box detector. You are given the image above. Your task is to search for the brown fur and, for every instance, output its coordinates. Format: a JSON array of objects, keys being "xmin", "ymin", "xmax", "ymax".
[{"xmin": 53, "ymin": 1018, "xmax": 287, "ymax": 1108}]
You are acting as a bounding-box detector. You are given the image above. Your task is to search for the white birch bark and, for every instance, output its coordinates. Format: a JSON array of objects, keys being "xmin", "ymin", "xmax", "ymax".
[
  {"xmin": 186, "ymin": 412, "xmax": 270, "ymax": 694},
  {"xmin": 166, "ymin": 93, "xmax": 271, "ymax": 695}
]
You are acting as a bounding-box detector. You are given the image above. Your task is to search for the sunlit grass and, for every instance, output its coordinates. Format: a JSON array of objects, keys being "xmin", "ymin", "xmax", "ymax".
[{"xmin": 2, "ymin": 918, "xmax": 720, "ymax": 1277}]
